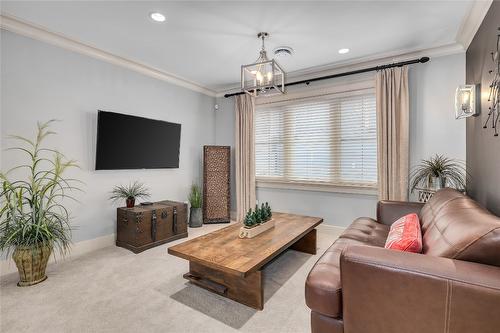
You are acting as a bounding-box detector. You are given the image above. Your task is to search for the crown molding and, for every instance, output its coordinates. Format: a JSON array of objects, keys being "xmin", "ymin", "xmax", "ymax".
[
  {"xmin": 456, "ymin": 0, "xmax": 493, "ymax": 49},
  {"xmin": 216, "ymin": 42, "xmax": 465, "ymax": 97},
  {"xmin": 284, "ymin": 43, "xmax": 464, "ymax": 81},
  {"xmin": 0, "ymin": 13, "xmax": 217, "ymax": 97},
  {"xmin": 1, "ymin": 9, "xmax": 477, "ymax": 99}
]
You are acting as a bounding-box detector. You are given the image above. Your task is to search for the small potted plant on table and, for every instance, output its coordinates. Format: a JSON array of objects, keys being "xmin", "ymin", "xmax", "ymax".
[
  {"xmin": 109, "ymin": 181, "xmax": 150, "ymax": 208},
  {"xmin": 188, "ymin": 184, "xmax": 203, "ymax": 227},
  {"xmin": 0, "ymin": 121, "xmax": 81, "ymax": 286},
  {"xmin": 239, "ymin": 203, "xmax": 274, "ymax": 238}
]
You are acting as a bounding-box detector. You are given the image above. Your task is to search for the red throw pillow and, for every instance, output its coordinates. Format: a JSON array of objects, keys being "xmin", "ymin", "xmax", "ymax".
[{"xmin": 384, "ymin": 213, "xmax": 422, "ymax": 253}]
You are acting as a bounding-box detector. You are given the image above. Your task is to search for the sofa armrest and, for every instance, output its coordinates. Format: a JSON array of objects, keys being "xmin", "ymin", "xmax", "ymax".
[
  {"xmin": 376, "ymin": 200, "xmax": 424, "ymax": 225},
  {"xmin": 340, "ymin": 246, "xmax": 500, "ymax": 333}
]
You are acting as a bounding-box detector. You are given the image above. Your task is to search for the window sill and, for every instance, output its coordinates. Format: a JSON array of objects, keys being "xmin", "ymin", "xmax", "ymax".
[{"xmin": 256, "ymin": 180, "xmax": 378, "ymax": 196}]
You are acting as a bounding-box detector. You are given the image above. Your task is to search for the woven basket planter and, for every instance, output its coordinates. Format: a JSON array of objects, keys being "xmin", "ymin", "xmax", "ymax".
[{"xmin": 12, "ymin": 245, "xmax": 52, "ymax": 287}]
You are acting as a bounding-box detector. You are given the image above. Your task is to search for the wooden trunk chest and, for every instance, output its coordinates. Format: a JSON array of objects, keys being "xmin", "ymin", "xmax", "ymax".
[{"xmin": 116, "ymin": 200, "xmax": 188, "ymax": 253}]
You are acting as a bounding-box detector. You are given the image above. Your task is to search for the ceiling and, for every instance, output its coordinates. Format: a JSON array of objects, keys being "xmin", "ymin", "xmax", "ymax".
[{"xmin": 0, "ymin": 1, "xmax": 479, "ymax": 92}]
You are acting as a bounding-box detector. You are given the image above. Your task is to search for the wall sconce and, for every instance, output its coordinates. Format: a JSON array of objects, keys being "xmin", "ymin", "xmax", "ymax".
[{"xmin": 455, "ymin": 84, "xmax": 479, "ymax": 119}]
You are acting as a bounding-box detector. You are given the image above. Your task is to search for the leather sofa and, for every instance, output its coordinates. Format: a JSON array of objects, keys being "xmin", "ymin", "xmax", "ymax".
[{"xmin": 305, "ymin": 188, "xmax": 500, "ymax": 333}]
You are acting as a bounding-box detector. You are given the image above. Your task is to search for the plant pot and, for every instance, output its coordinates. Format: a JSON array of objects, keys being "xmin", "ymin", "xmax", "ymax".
[
  {"xmin": 12, "ymin": 245, "xmax": 52, "ymax": 287},
  {"xmin": 126, "ymin": 197, "xmax": 135, "ymax": 208},
  {"xmin": 239, "ymin": 219, "xmax": 275, "ymax": 238},
  {"xmin": 429, "ymin": 176, "xmax": 446, "ymax": 190},
  {"xmin": 189, "ymin": 207, "xmax": 203, "ymax": 228}
]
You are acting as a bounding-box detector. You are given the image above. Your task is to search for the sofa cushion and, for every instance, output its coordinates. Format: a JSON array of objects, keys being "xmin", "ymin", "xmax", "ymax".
[
  {"xmin": 420, "ymin": 188, "xmax": 464, "ymax": 233},
  {"xmin": 339, "ymin": 217, "xmax": 390, "ymax": 247},
  {"xmin": 305, "ymin": 218, "xmax": 389, "ymax": 318},
  {"xmin": 422, "ymin": 189, "xmax": 500, "ymax": 267},
  {"xmin": 384, "ymin": 213, "xmax": 422, "ymax": 253}
]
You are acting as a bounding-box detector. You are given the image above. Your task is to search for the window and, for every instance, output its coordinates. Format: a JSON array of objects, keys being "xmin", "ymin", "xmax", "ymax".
[{"xmin": 255, "ymin": 87, "xmax": 377, "ymax": 191}]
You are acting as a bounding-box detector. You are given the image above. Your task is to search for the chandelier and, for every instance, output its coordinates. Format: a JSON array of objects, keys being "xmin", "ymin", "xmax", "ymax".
[{"xmin": 241, "ymin": 32, "xmax": 285, "ymax": 97}]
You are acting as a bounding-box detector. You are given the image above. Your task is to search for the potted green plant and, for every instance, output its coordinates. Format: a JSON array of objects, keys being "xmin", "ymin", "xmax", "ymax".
[
  {"xmin": 0, "ymin": 121, "xmax": 81, "ymax": 286},
  {"xmin": 109, "ymin": 181, "xmax": 150, "ymax": 208},
  {"xmin": 239, "ymin": 202, "xmax": 274, "ymax": 238},
  {"xmin": 244, "ymin": 208, "xmax": 255, "ymax": 228},
  {"xmin": 252, "ymin": 204, "xmax": 263, "ymax": 225},
  {"xmin": 410, "ymin": 154, "xmax": 467, "ymax": 192},
  {"xmin": 188, "ymin": 184, "xmax": 202, "ymax": 227}
]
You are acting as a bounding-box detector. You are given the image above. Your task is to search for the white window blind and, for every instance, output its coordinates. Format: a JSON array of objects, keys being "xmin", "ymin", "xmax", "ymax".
[{"xmin": 255, "ymin": 88, "xmax": 377, "ymax": 189}]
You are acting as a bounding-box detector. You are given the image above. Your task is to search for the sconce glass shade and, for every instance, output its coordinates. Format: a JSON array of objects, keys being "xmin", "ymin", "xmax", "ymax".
[
  {"xmin": 455, "ymin": 85, "xmax": 478, "ymax": 119},
  {"xmin": 241, "ymin": 59, "xmax": 285, "ymax": 97}
]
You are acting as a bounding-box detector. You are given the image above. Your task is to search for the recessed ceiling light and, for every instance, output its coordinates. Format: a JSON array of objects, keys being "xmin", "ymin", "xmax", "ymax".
[
  {"xmin": 150, "ymin": 12, "xmax": 166, "ymax": 22},
  {"xmin": 338, "ymin": 48, "xmax": 350, "ymax": 54}
]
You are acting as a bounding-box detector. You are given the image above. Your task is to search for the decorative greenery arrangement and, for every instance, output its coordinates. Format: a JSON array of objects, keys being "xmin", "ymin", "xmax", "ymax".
[
  {"xmin": 244, "ymin": 203, "xmax": 272, "ymax": 228},
  {"xmin": 410, "ymin": 154, "xmax": 467, "ymax": 192},
  {"xmin": 188, "ymin": 184, "xmax": 202, "ymax": 209},
  {"xmin": 109, "ymin": 181, "xmax": 150, "ymax": 203},
  {"xmin": 0, "ymin": 120, "xmax": 81, "ymax": 257}
]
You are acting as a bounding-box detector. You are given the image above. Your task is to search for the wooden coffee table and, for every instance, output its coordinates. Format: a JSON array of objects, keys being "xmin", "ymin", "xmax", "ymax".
[{"xmin": 167, "ymin": 212, "xmax": 322, "ymax": 310}]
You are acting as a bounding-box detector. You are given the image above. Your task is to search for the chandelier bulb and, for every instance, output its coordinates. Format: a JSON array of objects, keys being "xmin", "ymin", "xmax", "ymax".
[{"xmin": 267, "ymin": 72, "xmax": 273, "ymax": 83}]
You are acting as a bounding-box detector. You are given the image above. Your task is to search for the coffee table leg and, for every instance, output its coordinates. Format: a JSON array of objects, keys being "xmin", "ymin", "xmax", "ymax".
[
  {"xmin": 184, "ymin": 261, "xmax": 264, "ymax": 310},
  {"xmin": 291, "ymin": 228, "xmax": 317, "ymax": 255}
]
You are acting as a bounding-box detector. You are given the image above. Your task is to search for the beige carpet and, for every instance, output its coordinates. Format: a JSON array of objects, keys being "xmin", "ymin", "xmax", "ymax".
[{"xmin": 0, "ymin": 223, "xmax": 341, "ymax": 333}]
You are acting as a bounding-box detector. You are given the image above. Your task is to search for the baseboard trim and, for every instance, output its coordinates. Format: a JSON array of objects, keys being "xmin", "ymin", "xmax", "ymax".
[
  {"xmin": 317, "ymin": 224, "xmax": 346, "ymax": 233},
  {"xmin": 0, "ymin": 233, "xmax": 115, "ymax": 277}
]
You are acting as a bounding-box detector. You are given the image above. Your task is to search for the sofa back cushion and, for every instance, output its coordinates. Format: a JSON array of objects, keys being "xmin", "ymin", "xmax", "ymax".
[
  {"xmin": 421, "ymin": 189, "xmax": 500, "ymax": 267},
  {"xmin": 419, "ymin": 188, "xmax": 464, "ymax": 233}
]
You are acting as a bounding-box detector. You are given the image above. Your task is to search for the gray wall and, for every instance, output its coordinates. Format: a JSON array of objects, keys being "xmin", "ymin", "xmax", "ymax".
[
  {"xmin": 408, "ymin": 53, "xmax": 467, "ymax": 201},
  {"xmin": 215, "ymin": 96, "xmax": 236, "ymax": 213},
  {"xmin": 408, "ymin": 53, "xmax": 466, "ymax": 170},
  {"xmin": 466, "ymin": 1, "xmax": 500, "ymax": 216},
  {"xmin": 216, "ymin": 53, "xmax": 466, "ymax": 227},
  {"xmin": 1, "ymin": 31, "xmax": 216, "ymax": 242}
]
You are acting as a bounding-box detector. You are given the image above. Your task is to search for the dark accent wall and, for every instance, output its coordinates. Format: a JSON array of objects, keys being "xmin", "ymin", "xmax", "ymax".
[{"xmin": 466, "ymin": 1, "xmax": 500, "ymax": 216}]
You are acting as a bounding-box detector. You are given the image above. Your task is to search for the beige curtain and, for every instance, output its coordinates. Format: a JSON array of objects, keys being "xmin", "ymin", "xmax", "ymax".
[
  {"xmin": 376, "ymin": 66, "xmax": 409, "ymax": 201},
  {"xmin": 235, "ymin": 94, "xmax": 256, "ymax": 222}
]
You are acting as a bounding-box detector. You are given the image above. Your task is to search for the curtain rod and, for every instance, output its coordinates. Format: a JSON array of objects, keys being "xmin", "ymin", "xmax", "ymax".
[{"xmin": 224, "ymin": 56, "xmax": 430, "ymax": 98}]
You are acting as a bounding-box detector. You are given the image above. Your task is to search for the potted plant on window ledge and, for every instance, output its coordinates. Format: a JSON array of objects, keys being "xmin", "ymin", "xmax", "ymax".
[{"xmin": 0, "ymin": 121, "xmax": 82, "ymax": 286}]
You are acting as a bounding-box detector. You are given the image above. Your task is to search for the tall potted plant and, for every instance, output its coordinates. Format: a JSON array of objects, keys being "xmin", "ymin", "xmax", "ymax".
[
  {"xmin": 410, "ymin": 154, "xmax": 467, "ymax": 192},
  {"xmin": 0, "ymin": 121, "xmax": 81, "ymax": 286},
  {"xmin": 188, "ymin": 184, "xmax": 202, "ymax": 227},
  {"xmin": 109, "ymin": 181, "xmax": 150, "ymax": 208}
]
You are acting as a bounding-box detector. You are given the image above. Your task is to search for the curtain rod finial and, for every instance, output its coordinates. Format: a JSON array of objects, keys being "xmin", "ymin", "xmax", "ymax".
[{"xmin": 419, "ymin": 57, "xmax": 430, "ymax": 63}]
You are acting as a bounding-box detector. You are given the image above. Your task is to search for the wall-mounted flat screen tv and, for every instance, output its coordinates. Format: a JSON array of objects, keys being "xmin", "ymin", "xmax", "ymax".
[{"xmin": 95, "ymin": 110, "xmax": 181, "ymax": 170}]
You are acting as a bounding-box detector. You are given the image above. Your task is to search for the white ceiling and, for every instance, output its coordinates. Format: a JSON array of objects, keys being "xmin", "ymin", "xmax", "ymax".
[{"xmin": 1, "ymin": 1, "xmax": 476, "ymax": 92}]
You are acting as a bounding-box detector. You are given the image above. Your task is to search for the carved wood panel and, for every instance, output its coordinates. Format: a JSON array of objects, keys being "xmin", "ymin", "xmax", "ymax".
[{"xmin": 203, "ymin": 145, "xmax": 231, "ymax": 224}]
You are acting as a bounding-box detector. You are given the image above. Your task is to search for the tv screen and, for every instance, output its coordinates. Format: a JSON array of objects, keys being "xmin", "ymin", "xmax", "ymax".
[{"xmin": 95, "ymin": 111, "xmax": 181, "ymax": 170}]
